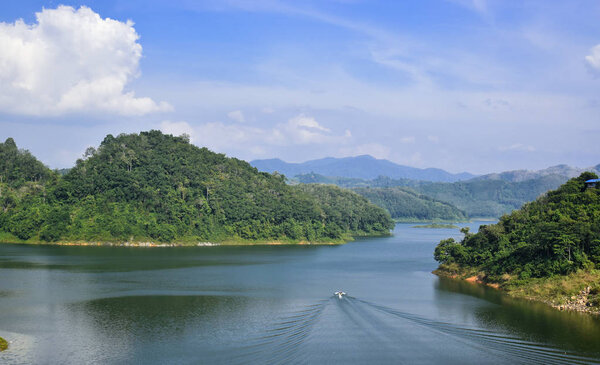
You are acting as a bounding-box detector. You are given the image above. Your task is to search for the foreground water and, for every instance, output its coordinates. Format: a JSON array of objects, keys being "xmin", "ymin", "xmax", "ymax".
[{"xmin": 0, "ymin": 222, "xmax": 599, "ymax": 364}]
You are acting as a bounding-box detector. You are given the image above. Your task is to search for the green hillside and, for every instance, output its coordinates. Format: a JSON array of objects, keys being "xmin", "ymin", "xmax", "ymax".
[
  {"xmin": 416, "ymin": 175, "xmax": 568, "ymax": 218},
  {"xmin": 353, "ymin": 187, "xmax": 467, "ymax": 222},
  {"xmin": 292, "ymin": 172, "xmax": 570, "ymax": 219},
  {"xmin": 434, "ymin": 172, "xmax": 600, "ymax": 280},
  {"xmin": 0, "ymin": 132, "xmax": 393, "ymax": 244}
]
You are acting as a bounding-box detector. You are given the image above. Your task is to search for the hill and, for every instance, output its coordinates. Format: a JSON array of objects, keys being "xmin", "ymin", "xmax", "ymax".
[
  {"xmin": 433, "ymin": 173, "xmax": 600, "ymax": 313},
  {"xmin": 415, "ymin": 174, "xmax": 570, "ymax": 218},
  {"xmin": 353, "ymin": 187, "xmax": 467, "ymax": 222},
  {"xmin": 292, "ymin": 172, "xmax": 571, "ymax": 218},
  {"xmin": 471, "ymin": 164, "xmax": 600, "ymax": 183},
  {"xmin": 0, "ymin": 132, "xmax": 393, "ymax": 244},
  {"xmin": 251, "ymin": 155, "xmax": 475, "ymax": 182}
]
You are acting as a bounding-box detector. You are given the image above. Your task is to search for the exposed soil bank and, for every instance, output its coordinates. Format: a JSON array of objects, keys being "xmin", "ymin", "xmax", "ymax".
[{"xmin": 434, "ymin": 264, "xmax": 600, "ymax": 315}]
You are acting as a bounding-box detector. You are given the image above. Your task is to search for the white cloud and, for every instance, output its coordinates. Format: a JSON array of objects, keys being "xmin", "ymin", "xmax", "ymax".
[
  {"xmin": 427, "ymin": 135, "xmax": 439, "ymax": 143},
  {"xmin": 227, "ymin": 110, "xmax": 245, "ymax": 123},
  {"xmin": 161, "ymin": 114, "xmax": 350, "ymax": 158},
  {"xmin": 160, "ymin": 121, "xmax": 196, "ymax": 142},
  {"xmin": 400, "ymin": 136, "xmax": 416, "ymax": 144},
  {"xmin": 282, "ymin": 114, "xmax": 336, "ymax": 144},
  {"xmin": 585, "ymin": 44, "xmax": 600, "ymax": 75},
  {"xmin": 0, "ymin": 5, "xmax": 171, "ymax": 116}
]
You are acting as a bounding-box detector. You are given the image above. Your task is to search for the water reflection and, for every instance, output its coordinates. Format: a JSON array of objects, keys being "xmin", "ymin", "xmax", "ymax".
[
  {"xmin": 1, "ymin": 223, "xmax": 600, "ymax": 364},
  {"xmin": 436, "ymin": 277, "xmax": 600, "ymax": 358}
]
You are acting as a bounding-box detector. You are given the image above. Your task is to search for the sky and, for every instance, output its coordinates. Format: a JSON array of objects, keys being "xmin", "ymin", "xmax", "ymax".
[{"xmin": 0, "ymin": 0, "xmax": 599, "ymax": 174}]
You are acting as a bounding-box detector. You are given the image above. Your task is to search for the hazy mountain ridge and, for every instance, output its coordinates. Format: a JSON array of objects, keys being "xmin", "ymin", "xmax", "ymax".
[
  {"xmin": 472, "ymin": 164, "xmax": 600, "ymax": 182},
  {"xmin": 282, "ymin": 162, "xmax": 600, "ymax": 219},
  {"xmin": 250, "ymin": 155, "xmax": 475, "ymax": 183}
]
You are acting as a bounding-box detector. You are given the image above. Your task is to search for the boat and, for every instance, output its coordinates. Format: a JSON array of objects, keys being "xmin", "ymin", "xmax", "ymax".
[{"xmin": 334, "ymin": 291, "xmax": 346, "ymax": 299}]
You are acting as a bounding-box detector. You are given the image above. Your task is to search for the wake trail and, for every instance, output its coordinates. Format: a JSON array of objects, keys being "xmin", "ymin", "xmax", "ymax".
[
  {"xmin": 355, "ymin": 298, "xmax": 599, "ymax": 365},
  {"xmin": 230, "ymin": 298, "xmax": 331, "ymax": 364}
]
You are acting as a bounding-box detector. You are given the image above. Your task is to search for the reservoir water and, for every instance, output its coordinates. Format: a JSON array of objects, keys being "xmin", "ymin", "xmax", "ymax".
[{"xmin": 1, "ymin": 222, "xmax": 599, "ymax": 364}]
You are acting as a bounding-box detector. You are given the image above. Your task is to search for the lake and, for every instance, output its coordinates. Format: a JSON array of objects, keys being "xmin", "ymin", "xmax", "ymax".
[{"xmin": 1, "ymin": 222, "xmax": 599, "ymax": 364}]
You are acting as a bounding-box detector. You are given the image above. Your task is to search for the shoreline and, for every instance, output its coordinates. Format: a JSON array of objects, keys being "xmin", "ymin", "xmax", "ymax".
[
  {"xmin": 433, "ymin": 265, "xmax": 600, "ymax": 316},
  {"xmin": 0, "ymin": 239, "xmax": 347, "ymax": 248}
]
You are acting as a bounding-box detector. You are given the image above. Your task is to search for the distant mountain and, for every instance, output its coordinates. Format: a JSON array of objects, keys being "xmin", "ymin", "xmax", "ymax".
[
  {"xmin": 250, "ymin": 155, "xmax": 475, "ymax": 183},
  {"xmin": 472, "ymin": 164, "xmax": 600, "ymax": 182}
]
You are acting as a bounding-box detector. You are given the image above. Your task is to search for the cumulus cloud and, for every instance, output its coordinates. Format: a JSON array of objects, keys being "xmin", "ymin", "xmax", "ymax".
[
  {"xmin": 227, "ymin": 110, "xmax": 245, "ymax": 123},
  {"xmin": 400, "ymin": 136, "xmax": 415, "ymax": 144},
  {"xmin": 160, "ymin": 121, "xmax": 196, "ymax": 142},
  {"xmin": 159, "ymin": 114, "xmax": 351, "ymax": 157},
  {"xmin": 283, "ymin": 114, "xmax": 334, "ymax": 144},
  {"xmin": 585, "ymin": 44, "xmax": 600, "ymax": 75},
  {"xmin": 0, "ymin": 5, "xmax": 171, "ymax": 116}
]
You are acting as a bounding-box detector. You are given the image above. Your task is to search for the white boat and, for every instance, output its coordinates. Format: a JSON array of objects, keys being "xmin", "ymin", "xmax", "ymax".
[{"xmin": 334, "ymin": 291, "xmax": 346, "ymax": 299}]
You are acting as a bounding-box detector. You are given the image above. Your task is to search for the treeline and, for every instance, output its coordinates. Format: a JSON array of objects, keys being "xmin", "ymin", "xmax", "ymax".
[
  {"xmin": 0, "ymin": 131, "xmax": 393, "ymax": 244},
  {"xmin": 416, "ymin": 175, "xmax": 568, "ymax": 218},
  {"xmin": 434, "ymin": 173, "xmax": 600, "ymax": 280},
  {"xmin": 293, "ymin": 172, "xmax": 569, "ymax": 218},
  {"xmin": 353, "ymin": 187, "xmax": 467, "ymax": 222}
]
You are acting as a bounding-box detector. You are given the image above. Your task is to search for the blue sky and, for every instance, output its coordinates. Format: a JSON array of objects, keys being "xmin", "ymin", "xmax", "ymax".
[{"xmin": 0, "ymin": 0, "xmax": 599, "ymax": 174}]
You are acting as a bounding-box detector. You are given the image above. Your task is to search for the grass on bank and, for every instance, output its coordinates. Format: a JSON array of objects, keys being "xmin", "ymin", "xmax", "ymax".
[
  {"xmin": 434, "ymin": 263, "xmax": 600, "ymax": 314},
  {"xmin": 0, "ymin": 229, "xmax": 393, "ymax": 246},
  {"xmin": 0, "ymin": 336, "xmax": 7, "ymax": 351},
  {"xmin": 505, "ymin": 270, "xmax": 600, "ymax": 308}
]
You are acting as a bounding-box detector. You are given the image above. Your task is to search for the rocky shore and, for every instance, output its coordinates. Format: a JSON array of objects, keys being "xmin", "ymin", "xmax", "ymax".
[{"xmin": 434, "ymin": 265, "xmax": 600, "ymax": 316}]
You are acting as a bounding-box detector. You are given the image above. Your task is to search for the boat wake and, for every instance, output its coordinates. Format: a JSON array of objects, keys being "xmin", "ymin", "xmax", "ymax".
[{"xmin": 230, "ymin": 296, "xmax": 600, "ymax": 364}]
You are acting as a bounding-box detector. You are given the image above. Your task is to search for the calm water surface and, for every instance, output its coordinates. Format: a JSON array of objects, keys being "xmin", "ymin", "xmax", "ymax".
[{"xmin": 1, "ymin": 222, "xmax": 599, "ymax": 364}]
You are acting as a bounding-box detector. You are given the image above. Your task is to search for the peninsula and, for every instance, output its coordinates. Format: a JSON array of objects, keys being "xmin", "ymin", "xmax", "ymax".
[
  {"xmin": 0, "ymin": 131, "xmax": 394, "ymax": 246},
  {"xmin": 433, "ymin": 172, "xmax": 600, "ymax": 314}
]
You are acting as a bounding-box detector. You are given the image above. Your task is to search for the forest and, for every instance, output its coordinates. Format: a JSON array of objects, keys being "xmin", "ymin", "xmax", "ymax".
[
  {"xmin": 0, "ymin": 131, "xmax": 394, "ymax": 244},
  {"xmin": 434, "ymin": 173, "xmax": 600, "ymax": 280},
  {"xmin": 353, "ymin": 187, "xmax": 467, "ymax": 222},
  {"xmin": 292, "ymin": 172, "xmax": 572, "ymax": 220}
]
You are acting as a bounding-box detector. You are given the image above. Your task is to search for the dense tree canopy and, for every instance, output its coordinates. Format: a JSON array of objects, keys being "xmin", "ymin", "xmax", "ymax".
[
  {"xmin": 292, "ymin": 172, "xmax": 568, "ymax": 219},
  {"xmin": 434, "ymin": 173, "xmax": 600, "ymax": 279},
  {"xmin": 0, "ymin": 131, "xmax": 393, "ymax": 243},
  {"xmin": 353, "ymin": 187, "xmax": 467, "ymax": 222}
]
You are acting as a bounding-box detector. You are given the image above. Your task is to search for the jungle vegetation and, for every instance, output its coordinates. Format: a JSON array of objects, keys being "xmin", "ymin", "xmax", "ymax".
[
  {"xmin": 292, "ymin": 172, "xmax": 569, "ymax": 219},
  {"xmin": 0, "ymin": 131, "xmax": 393, "ymax": 244},
  {"xmin": 353, "ymin": 187, "xmax": 467, "ymax": 222},
  {"xmin": 434, "ymin": 173, "xmax": 600, "ymax": 281}
]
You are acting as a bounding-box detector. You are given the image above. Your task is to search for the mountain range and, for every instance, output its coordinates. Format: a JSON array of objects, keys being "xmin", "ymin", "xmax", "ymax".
[
  {"xmin": 472, "ymin": 164, "xmax": 600, "ymax": 182},
  {"xmin": 250, "ymin": 155, "xmax": 475, "ymax": 183},
  {"xmin": 252, "ymin": 155, "xmax": 600, "ymax": 220}
]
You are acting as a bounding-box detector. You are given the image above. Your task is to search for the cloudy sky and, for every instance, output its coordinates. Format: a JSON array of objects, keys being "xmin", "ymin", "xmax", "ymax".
[{"xmin": 0, "ymin": 0, "xmax": 599, "ymax": 174}]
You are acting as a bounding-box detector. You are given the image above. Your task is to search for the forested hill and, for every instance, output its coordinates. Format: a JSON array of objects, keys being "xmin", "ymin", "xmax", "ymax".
[
  {"xmin": 293, "ymin": 172, "xmax": 571, "ymax": 219},
  {"xmin": 0, "ymin": 132, "xmax": 393, "ymax": 244},
  {"xmin": 0, "ymin": 137, "xmax": 56, "ymax": 187},
  {"xmin": 353, "ymin": 187, "xmax": 467, "ymax": 222},
  {"xmin": 434, "ymin": 172, "xmax": 600, "ymax": 280}
]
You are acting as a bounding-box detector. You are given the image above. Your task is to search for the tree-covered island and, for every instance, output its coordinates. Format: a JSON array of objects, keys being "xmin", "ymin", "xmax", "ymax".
[
  {"xmin": 434, "ymin": 173, "xmax": 600, "ymax": 314},
  {"xmin": 0, "ymin": 131, "xmax": 394, "ymax": 245}
]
